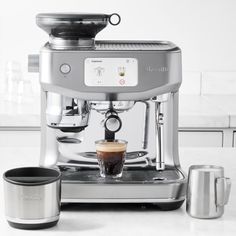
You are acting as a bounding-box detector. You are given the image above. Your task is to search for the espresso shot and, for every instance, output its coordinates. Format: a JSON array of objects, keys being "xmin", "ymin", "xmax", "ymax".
[{"xmin": 95, "ymin": 140, "xmax": 127, "ymax": 178}]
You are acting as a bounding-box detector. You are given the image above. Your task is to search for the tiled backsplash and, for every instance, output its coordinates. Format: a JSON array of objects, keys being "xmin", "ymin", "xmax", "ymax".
[
  {"xmin": 1, "ymin": 70, "xmax": 236, "ymax": 101},
  {"xmin": 201, "ymin": 72, "xmax": 236, "ymax": 95},
  {"xmin": 180, "ymin": 71, "xmax": 236, "ymax": 95},
  {"xmin": 180, "ymin": 72, "xmax": 201, "ymax": 95}
]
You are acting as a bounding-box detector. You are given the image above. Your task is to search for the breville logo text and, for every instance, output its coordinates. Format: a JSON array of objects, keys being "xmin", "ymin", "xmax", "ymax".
[
  {"xmin": 21, "ymin": 194, "xmax": 42, "ymax": 201},
  {"xmin": 145, "ymin": 66, "xmax": 168, "ymax": 72}
]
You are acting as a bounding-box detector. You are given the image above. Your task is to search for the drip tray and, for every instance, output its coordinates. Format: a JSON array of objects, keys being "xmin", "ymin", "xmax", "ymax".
[
  {"xmin": 60, "ymin": 167, "xmax": 187, "ymax": 203},
  {"xmin": 60, "ymin": 167, "xmax": 185, "ymax": 184}
]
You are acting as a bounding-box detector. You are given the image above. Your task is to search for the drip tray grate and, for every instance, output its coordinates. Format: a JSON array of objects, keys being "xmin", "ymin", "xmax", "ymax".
[{"xmin": 60, "ymin": 167, "xmax": 185, "ymax": 184}]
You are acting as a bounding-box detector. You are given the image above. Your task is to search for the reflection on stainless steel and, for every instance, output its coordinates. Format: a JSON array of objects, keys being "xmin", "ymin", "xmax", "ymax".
[
  {"xmin": 152, "ymin": 94, "xmax": 169, "ymax": 171},
  {"xmin": 90, "ymin": 101, "xmax": 135, "ymax": 113},
  {"xmin": 46, "ymin": 92, "xmax": 90, "ymax": 132},
  {"xmin": 32, "ymin": 12, "xmax": 186, "ymax": 207},
  {"xmin": 58, "ymin": 159, "xmax": 149, "ymax": 168},
  {"xmin": 77, "ymin": 151, "xmax": 148, "ymax": 160},
  {"xmin": 156, "ymin": 104, "xmax": 165, "ymax": 169},
  {"xmin": 60, "ymin": 167, "xmax": 184, "ymax": 182},
  {"xmin": 57, "ymin": 137, "xmax": 81, "ymax": 144},
  {"xmin": 77, "ymin": 152, "xmax": 97, "ymax": 158},
  {"xmin": 50, "ymin": 37, "xmax": 96, "ymax": 49},
  {"xmin": 139, "ymin": 101, "xmax": 150, "ymax": 149},
  {"xmin": 153, "ymin": 177, "xmax": 167, "ymax": 181}
]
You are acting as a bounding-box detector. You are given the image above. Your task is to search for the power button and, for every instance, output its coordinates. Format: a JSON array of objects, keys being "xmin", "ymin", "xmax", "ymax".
[{"xmin": 60, "ymin": 64, "xmax": 71, "ymax": 74}]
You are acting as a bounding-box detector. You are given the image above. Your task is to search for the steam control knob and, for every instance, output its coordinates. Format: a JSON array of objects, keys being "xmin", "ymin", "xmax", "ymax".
[{"xmin": 104, "ymin": 113, "xmax": 122, "ymax": 133}]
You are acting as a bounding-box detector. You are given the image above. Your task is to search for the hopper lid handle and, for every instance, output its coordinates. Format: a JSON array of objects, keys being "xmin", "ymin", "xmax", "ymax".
[{"xmin": 109, "ymin": 13, "xmax": 121, "ymax": 26}]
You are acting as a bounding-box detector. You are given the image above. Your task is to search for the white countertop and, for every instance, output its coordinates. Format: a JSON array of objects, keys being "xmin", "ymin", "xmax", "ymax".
[
  {"xmin": 0, "ymin": 146, "xmax": 235, "ymax": 235},
  {"xmin": 1, "ymin": 95, "xmax": 236, "ymax": 129}
]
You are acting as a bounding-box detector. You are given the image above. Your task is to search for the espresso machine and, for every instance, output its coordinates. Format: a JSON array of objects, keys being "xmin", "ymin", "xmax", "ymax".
[{"xmin": 29, "ymin": 13, "xmax": 187, "ymax": 210}]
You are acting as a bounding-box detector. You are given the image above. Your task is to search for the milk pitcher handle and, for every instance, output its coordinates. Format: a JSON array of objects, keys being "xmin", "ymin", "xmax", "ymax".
[{"xmin": 216, "ymin": 177, "xmax": 231, "ymax": 206}]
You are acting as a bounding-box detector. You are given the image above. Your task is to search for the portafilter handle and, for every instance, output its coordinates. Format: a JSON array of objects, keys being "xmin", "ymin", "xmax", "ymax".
[
  {"xmin": 103, "ymin": 110, "xmax": 122, "ymax": 140},
  {"xmin": 104, "ymin": 112, "xmax": 122, "ymax": 133}
]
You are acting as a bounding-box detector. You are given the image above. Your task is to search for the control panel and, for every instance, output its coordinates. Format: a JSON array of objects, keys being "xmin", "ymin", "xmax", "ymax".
[{"xmin": 84, "ymin": 58, "xmax": 138, "ymax": 87}]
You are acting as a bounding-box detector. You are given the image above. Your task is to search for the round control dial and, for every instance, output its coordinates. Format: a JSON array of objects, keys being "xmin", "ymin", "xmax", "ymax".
[{"xmin": 60, "ymin": 64, "xmax": 71, "ymax": 74}]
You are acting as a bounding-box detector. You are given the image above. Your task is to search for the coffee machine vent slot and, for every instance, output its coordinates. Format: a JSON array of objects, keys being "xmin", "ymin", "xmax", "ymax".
[{"xmin": 96, "ymin": 42, "xmax": 176, "ymax": 51}]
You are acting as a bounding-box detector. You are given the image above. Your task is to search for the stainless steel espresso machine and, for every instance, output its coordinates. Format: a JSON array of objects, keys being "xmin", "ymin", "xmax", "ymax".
[{"xmin": 29, "ymin": 13, "xmax": 187, "ymax": 210}]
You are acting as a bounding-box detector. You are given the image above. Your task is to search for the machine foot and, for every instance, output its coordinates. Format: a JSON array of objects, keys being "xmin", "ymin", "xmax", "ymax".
[
  {"xmin": 61, "ymin": 201, "xmax": 185, "ymax": 211},
  {"xmin": 152, "ymin": 200, "xmax": 185, "ymax": 211},
  {"xmin": 8, "ymin": 220, "xmax": 59, "ymax": 230}
]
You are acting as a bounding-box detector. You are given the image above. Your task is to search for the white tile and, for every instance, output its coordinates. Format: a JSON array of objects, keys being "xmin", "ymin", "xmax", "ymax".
[
  {"xmin": 179, "ymin": 114, "xmax": 229, "ymax": 128},
  {"xmin": 0, "ymin": 114, "xmax": 40, "ymax": 126},
  {"xmin": 0, "ymin": 131, "xmax": 40, "ymax": 147},
  {"xmin": 179, "ymin": 131, "xmax": 223, "ymax": 147},
  {"xmin": 230, "ymin": 116, "xmax": 236, "ymax": 127},
  {"xmin": 202, "ymin": 72, "xmax": 236, "ymax": 95},
  {"xmin": 204, "ymin": 95, "xmax": 236, "ymax": 127},
  {"xmin": 179, "ymin": 95, "xmax": 229, "ymax": 128},
  {"xmin": 180, "ymin": 71, "xmax": 201, "ymax": 95},
  {"xmin": 0, "ymin": 99, "xmax": 40, "ymax": 126}
]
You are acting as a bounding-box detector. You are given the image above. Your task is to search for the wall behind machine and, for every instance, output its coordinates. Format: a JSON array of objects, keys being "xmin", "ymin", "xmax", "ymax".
[
  {"xmin": 0, "ymin": 0, "xmax": 236, "ymax": 88},
  {"xmin": 0, "ymin": 0, "xmax": 236, "ymax": 149}
]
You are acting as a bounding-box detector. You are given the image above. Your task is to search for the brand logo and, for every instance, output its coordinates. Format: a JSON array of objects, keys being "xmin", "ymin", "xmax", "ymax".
[
  {"xmin": 145, "ymin": 66, "xmax": 168, "ymax": 72},
  {"xmin": 91, "ymin": 60, "xmax": 103, "ymax": 63},
  {"xmin": 21, "ymin": 194, "xmax": 42, "ymax": 201}
]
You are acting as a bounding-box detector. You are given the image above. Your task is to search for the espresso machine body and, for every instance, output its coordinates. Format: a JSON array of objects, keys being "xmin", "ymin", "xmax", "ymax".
[{"xmin": 30, "ymin": 13, "xmax": 187, "ymax": 210}]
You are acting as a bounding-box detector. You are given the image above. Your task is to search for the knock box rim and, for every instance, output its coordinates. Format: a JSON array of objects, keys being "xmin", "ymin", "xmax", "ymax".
[{"xmin": 3, "ymin": 167, "xmax": 61, "ymax": 186}]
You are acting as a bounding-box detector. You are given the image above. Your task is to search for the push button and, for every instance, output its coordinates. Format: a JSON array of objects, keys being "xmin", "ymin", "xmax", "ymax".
[
  {"xmin": 60, "ymin": 64, "xmax": 71, "ymax": 74},
  {"xmin": 119, "ymin": 79, "xmax": 125, "ymax": 85}
]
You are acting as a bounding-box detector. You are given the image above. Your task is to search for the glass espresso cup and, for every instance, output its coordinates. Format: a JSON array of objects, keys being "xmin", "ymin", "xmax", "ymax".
[{"xmin": 95, "ymin": 139, "xmax": 127, "ymax": 178}]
